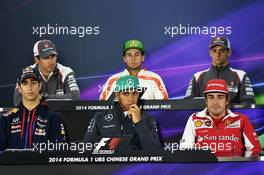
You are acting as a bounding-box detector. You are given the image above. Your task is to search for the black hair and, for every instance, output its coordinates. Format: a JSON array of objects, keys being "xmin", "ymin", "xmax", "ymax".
[
  {"xmin": 123, "ymin": 49, "xmax": 144, "ymax": 56},
  {"xmin": 205, "ymin": 93, "xmax": 229, "ymax": 101}
]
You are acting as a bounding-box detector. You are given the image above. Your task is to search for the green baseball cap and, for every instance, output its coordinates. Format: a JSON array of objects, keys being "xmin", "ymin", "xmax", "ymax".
[
  {"xmin": 123, "ymin": 39, "xmax": 145, "ymax": 54},
  {"xmin": 114, "ymin": 75, "xmax": 142, "ymax": 92}
]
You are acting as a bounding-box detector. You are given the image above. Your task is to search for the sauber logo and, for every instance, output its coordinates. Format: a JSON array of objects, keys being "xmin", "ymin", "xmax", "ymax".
[{"xmin": 93, "ymin": 137, "xmax": 123, "ymax": 154}]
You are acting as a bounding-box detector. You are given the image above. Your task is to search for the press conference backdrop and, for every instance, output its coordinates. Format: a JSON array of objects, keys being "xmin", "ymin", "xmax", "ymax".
[{"xmin": 1, "ymin": 0, "xmax": 264, "ymax": 175}]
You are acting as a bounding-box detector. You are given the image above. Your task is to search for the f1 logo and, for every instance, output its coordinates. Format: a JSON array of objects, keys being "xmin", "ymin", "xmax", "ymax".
[
  {"xmin": 108, "ymin": 138, "xmax": 123, "ymax": 149},
  {"xmin": 94, "ymin": 138, "xmax": 111, "ymax": 151},
  {"xmin": 94, "ymin": 137, "xmax": 123, "ymax": 151}
]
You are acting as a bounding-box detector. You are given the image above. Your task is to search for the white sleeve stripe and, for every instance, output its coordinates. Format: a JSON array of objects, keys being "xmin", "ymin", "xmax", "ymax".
[
  {"xmin": 243, "ymin": 132, "xmax": 254, "ymax": 151},
  {"xmin": 230, "ymin": 68, "xmax": 246, "ymax": 82},
  {"xmin": 194, "ymin": 69, "xmax": 210, "ymax": 81},
  {"xmin": 70, "ymin": 87, "xmax": 80, "ymax": 91},
  {"xmin": 180, "ymin": 115, "xmax": 196, "ymax": 148}
]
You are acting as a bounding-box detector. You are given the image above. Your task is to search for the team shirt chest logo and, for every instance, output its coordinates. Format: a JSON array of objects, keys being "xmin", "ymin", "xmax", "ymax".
[
  {"xmin": 225, "ymin": 120, "xmax": 241, "ymax": 128},
  {"xmin": 104, "ymin": 114, "xmax": 113, "ymax": 122},
  {"xmin": 11, "ymin": 117, "xmax": 21, "ymax": 133},
  {"xmin": 194, "ymin": 119, "xmax": 213, "ymax": 128},
  {"xmin": 12, "ymin": 117, "xmax": 19, "ymax": 123},
  {"xmin": 194, "ymin": 120, "xmax": 203, "ymax": 127},
  {"xmin": 35, "ymin": 128, "xmax": 46, "ymax": 136},
  {"xmin": 204, "ymin": 120, "xmax": 212, "ymax": 127},
  {"xmin": 103, "ymin": 114, "xmax": 117, "ymax": 129},
  {"xmin": 34, "ymin": 116, "xmax": 47, "ymax": 136}
]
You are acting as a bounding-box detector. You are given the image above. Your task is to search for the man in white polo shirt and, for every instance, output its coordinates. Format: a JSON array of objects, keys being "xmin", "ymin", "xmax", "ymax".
[{"xmin": 100, "ymin": 39, "xmax": 168, "ymax": 100}]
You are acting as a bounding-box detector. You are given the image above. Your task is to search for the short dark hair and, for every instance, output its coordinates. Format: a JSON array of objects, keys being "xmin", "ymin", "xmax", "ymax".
[
  {"xmin": 205, "ymin": 93, "xmax": 229, "ymax": 101},
  {"xmin": 123, "ymin": 49, "xmax": 144, "ymax": 56}
]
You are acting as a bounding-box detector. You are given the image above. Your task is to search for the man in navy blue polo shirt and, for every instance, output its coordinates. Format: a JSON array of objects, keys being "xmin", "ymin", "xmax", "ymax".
[{"xmin": 0, "ymin": 67, "xmax": 66, "ymax": 151}]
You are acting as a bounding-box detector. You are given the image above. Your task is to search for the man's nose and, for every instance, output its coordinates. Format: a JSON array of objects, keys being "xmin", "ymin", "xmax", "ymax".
[
  {"xmin": 128, "ymin": 94, "xmax": 134, "ymax": 101},
  {"xmin": 213, "ymin": 98, "xmax": 218, "ymax": 104},
  {"xmin": 216, "ymin": 50, "xmax": 221, "ymax": 56},
  {"xmin": 131, "ymin": 55, "xmax": 136, "ymax": 60},
  {"xmin": 27, "ymin": 83, "xmax": 33, "ymax": 89}
]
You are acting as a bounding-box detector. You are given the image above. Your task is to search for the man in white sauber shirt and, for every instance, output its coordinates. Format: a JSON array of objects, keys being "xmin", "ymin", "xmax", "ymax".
[
  {"xmin": 14, "ymin": 40, "xmax": 80, "ymax": 106},
  {"xmin": 100, "ymin": 39, "xmax": 168, "ymax": 100}
]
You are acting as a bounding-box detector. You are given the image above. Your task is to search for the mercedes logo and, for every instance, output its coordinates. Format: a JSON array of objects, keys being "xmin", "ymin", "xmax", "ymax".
[
  {"xmin": 126, "ymin": 79, "xmax": 134, "ymax": 86},
  {"xmin": 104, "ymin": 114, "xmax": 113, "ymax": 121}
]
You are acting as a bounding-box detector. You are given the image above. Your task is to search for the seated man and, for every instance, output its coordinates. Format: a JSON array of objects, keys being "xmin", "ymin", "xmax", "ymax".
[
  {"xmin": 185, "ymin": 36, "xmax": 255, "ymax": 105},
  {"xmin": 181, "ymin": 79, "xmax": 261, "ymax": 157},
  {"xmin": 14, "ymin": 39, "xmax": 80, "ymax": 106},
  {"xmin": 100, "ymin": 39, "xmax": 168, "ymax": 100},
  {"xmin": 0, "ymin": 67, "xmax": 66, "ymax": 151},
  {"xmin": 84, "ymin": 75, "xmax": 161, "ymax": 150}
]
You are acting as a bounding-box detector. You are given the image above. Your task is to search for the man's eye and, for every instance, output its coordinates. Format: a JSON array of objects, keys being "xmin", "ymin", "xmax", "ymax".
[
  {"xmin": 133, "ymin": 92, "xmax": 139, "ymax": 95},
  {"xmin": 122, "ymin": 92, "xmax": 129, "ymax": 96}
]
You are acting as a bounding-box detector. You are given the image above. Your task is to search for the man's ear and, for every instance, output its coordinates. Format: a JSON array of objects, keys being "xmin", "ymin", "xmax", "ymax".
[
  {"xmin": 123, "ymin": 56, "xmax": 127, "ymax": 64},
  {"xmin": 141, "ymin": 55, "xmax": 145, "ymax": 63},
  {"xmin": 18, "ymin": 85, "xmax": 22, "ymax": 94},
  {"xmin": 227, "ymin": 49, "xmax": 232, "ymax": 57},
  {"xmin": 115, "ymin": 93, "xmax": 119, "ymax": 101},
  {"xmin": 205, "ymin": 94, "xmax": 208, "ymax": 106},
  {"xmin": 226, "ymin": 95, "xmax": 230, "ymax": 106},
  {"xmin": 209, "ymin": 49, "xmax": 213, "ymax": 58},
  {"xmin": 34, "ymin": 57, "xmax": 39, "ymax": 64}
]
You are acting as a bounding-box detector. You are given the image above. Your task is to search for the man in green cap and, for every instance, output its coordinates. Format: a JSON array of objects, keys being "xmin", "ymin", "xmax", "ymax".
[
  {"xmin": 100, "ymin": 39, "xmax": 168, "ymax": 101},
  {"xmin": 84, "ymin": 75, "xmax": 162, "ymax": 150}
]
